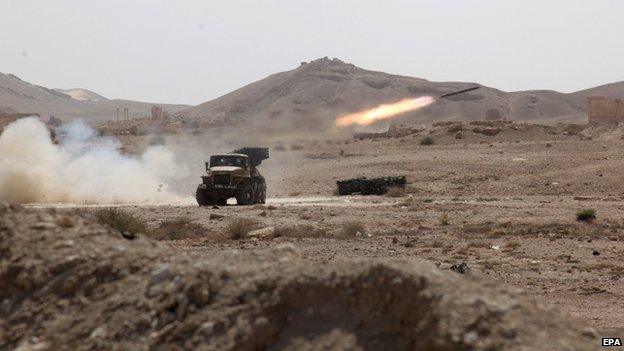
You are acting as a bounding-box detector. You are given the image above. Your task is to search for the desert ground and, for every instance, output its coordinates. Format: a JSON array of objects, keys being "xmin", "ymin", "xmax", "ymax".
[
  {"xmin": 5, "ymin": 119, "xmax": 624, "ymax": 349},
  {"xmin": 127, "ymin": 121, "xmax": 624, "ymax": 333}
]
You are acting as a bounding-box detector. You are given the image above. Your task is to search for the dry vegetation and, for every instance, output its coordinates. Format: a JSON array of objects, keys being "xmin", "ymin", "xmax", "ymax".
[
  {"xmin": 33, "ymin": 119, "xmax": 624, "ymax": 333},
  {"xmin": 94, "ymin": 209, "xmax": 209, "ymax": 241},
  {"xmin": 151, "ymin": 217, "xmax": 208, "ymax": 240},
  {"xmin": 576, "ymin": 208, "xmax": 596, "ymax": 222},
  {"xmin": 94, "ymin": 208, "xmax": 147, "ymax": 237},
  {"xmin": 420, "ymin": 136, "xmax": 434, "ymax": 145},
  {"xmin": 439, "ymin": 212, "xmax": 449, "ymax": 226}
]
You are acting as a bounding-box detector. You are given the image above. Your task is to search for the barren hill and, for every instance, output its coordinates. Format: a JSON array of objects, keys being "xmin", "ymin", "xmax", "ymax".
[
  {"xmin": 572, "ymin": 81, "xmax": 624, "ymax": 100},
  {"xmin": 0, "ymin": 73, "xmax": 189, "ymax": 122},
  {"xmin": 180, "ymin": 57, "xmax": 621, "ymax": 130}
]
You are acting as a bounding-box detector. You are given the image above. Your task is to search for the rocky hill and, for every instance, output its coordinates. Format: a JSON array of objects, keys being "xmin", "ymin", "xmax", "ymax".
[
  {"xmin": 572, "ymin": 81, "xmax": 624, "ymax": 100},
  {"xmin": 0, "ymin": 73, "xmax": 189, "ymax": 122},
  {"xmin": 180, "ymin": 57, "xmax": 622, "ymax": 131}
]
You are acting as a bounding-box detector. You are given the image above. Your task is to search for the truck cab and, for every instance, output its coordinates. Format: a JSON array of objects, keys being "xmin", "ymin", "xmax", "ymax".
[{"xmin": 196, "ymin": 148, "xmax": 268, "ymax": 206}]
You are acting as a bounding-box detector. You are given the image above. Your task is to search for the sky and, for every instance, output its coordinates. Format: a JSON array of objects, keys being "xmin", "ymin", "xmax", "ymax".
[{"xmin": 1, "ymin": 0, "xmax": 623, "ymax": 105}]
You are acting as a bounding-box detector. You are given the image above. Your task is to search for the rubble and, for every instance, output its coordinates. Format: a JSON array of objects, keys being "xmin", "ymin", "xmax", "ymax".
[
  {"xmin": 446, "ymin": 123, "xmax": 463, "ymax": 133},
  {"xmin": 246, "ymin": 226, "xmax": 275, "ymax": 238},
  {"xmin": 472, "ymin": 126, "xmax": 501, "ymax": 136}
]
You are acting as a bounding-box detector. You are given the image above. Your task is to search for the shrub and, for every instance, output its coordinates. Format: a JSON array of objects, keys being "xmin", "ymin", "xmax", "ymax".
[
  {"xmin": 420, "ymin": 136, "xmax": 434, "ymax": 145},
  {"xmin": 477, "ymin": 197, "xmax": 500, "ymax": 202},
  {"xmin": 576, "ymin": 209, "xmax": 596, "ymax": 222},
  {"xmin": 439, "ymin": 212, "xmax": 449, "ymax": 226},
  {"xmin": 385, "ymin": 186, "xmax": 405, "ymax": 198},
  {"xmin": 151, "ymin": 217, "xmax": 207, "ymax": 240},
  {"xmin": 94, "ymin": 208, "xmax": 147, "ymax": 237},
  {"xmin": 56, "ymin": 216, "xmax": 75, "ymax": 228},
  {"xmin": 226, "ymin": 218, "xmax": 258, "ymax": 239}
]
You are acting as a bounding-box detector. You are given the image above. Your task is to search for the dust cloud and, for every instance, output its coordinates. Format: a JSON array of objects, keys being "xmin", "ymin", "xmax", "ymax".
[{"xmin": 0, "ymin": 118, "xmax": 192, "ymax": 204}]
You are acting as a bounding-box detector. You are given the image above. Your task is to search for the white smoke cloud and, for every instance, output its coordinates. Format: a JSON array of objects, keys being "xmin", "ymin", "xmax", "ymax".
[{"xmin": 0, "ymin": 117, "xmax": 192, "ymax": 204}]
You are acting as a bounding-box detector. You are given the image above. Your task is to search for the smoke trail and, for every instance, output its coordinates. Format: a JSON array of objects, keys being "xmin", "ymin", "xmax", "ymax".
[
  {"xmin": 335, "ymin": 96, "xmax": 435, "ymax": 127},
  {"xmin": 0, "ymin": 117, "xmax": 191, "ymax": 204}
]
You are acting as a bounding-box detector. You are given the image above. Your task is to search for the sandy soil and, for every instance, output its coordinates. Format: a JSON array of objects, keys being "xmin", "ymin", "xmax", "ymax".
[
  {"xmin": 17, "ymin": 119, "xmax": 624, "ymax": 347},
  {"xmin": 0, "ymin": 204, "xmax": 598, "ymax": 350},
  {"xmin": 112, "ymin": 121, "xmax": 624, "ymax": 336}
]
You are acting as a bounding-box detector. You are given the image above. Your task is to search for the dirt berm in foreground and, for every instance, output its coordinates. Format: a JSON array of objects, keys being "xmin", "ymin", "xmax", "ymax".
[{"xmin": 0, "ymin": 204, "xmax": 597, "ymax": 350}]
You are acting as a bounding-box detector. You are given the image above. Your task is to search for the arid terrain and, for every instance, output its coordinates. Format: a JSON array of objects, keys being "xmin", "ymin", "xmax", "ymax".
[
  {"xmin": 3, "ymin": 59, "xmax": 624, "ymax": 350},
  {"xmin": 6, "ymin": 118, "xmax": 623, "ymax": 350},
  {"xmin": 125, "ymin": 120, "xmax": 624, "ymax": 334},
  {"xmin": 0, "ymin": 72, "xmax": 189, "ymax": 122},
  {"xmin": 4, "ymin": 0, "xmax": 624, "ymax": 348}
]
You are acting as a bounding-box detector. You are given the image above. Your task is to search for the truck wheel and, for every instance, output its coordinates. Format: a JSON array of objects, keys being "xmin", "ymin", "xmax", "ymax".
[
  {"xmin": 236, "ymin": 185, "xmax": 254, "ymax": 206},
  {"xmin": 253, "ymin": 179, "xmax": 266, "ymax": 204},
  {"xmin": 195, "ymin": 188, "xmax": 213, "ymax": 206},
  {"xmin": 258, "ymin": 188, "xmax": 266, "ymax": 204},
  {"xmin": 217, "ymin": 198, "xmax": 227, "ymax": 206}
]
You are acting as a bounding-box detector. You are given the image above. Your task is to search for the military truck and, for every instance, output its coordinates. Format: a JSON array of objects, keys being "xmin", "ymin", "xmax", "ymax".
[{"xmin": 196, "ymin": 147, "xmax": 268, "ymax": 206}]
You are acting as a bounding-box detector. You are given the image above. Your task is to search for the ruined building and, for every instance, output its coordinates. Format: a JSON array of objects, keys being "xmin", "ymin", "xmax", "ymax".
[
  {"xmin": 588, "ymin": 97, "xmax": 624, "ymax": 123},
  {"xmin": 151, "ymin": 106, "xmax": 169, "ymax": 120}
]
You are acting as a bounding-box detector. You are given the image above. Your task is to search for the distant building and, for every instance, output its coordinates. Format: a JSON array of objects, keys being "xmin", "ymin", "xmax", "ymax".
[
  {"xmin": 588, "ymin": 97, "xmax": 624, "ymax": 123},
  {"xmin": 151, "ymin": 106, "xmax": 169, "ymax": 120}
]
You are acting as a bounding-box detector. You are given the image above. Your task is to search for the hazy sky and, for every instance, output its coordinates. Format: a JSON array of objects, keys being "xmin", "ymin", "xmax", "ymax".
[{"xmin": 2, "ymin": 0, "xmax": 623, "ymax": 105}]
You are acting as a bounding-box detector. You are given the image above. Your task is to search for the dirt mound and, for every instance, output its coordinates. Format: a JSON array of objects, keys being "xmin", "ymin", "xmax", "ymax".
[{"xmin": 0, "ymin": 204, "xmax": 596, "ymax": 350}]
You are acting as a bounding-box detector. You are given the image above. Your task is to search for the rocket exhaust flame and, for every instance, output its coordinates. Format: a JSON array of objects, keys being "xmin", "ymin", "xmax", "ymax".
[{"xmin": 335, "ymin": 96, "xmax": 435, "ymax": 127}]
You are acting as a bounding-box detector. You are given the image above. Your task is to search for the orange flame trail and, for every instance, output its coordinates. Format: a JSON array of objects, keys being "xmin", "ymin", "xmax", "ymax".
[{"xmin": 335, "ymin": 96, "xmax": 435, "ymax": 127}]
